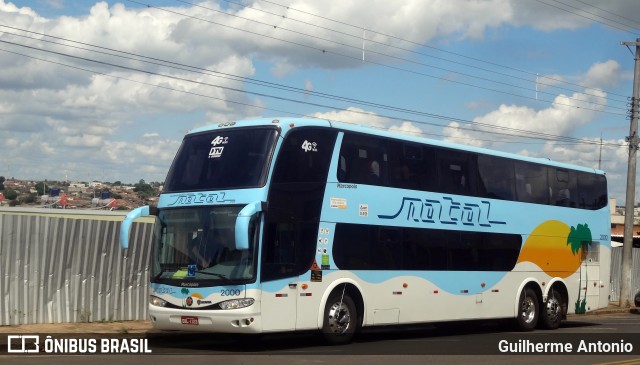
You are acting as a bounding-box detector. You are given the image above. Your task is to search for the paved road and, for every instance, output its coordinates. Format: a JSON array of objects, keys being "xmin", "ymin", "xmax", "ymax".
[{"xmin": 2, "ymin": 313, "xmax": 640, "ymax": 364}]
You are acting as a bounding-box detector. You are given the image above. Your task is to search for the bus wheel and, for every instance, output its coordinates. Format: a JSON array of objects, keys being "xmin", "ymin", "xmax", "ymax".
[
  {"xmin": 539, "ymin": 288, "xmax": 563, "ymax": 329},
  {"xmin": 322, "ymin": 292, "xmax": 358, "ymax": 345},
  {"xmin": 515, "ymin": 288, "xmax": 539, "ymax": 331}
]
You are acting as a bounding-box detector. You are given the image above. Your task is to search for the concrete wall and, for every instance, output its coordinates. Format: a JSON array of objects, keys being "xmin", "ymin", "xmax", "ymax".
[{"xmin": 0, "ymin": 208, "xmax": 153, "ymax": 325}]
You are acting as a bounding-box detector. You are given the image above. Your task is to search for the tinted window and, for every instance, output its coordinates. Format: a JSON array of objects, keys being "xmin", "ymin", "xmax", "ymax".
[
  {"xmin": 164, "ymin": 128, "xmax": 278, "ymax": 192},
  {"xmin": 578, "ymin": 172, "xmax": 607, "ymax": 210},
  {"xmin": 337, "ymin": 132, "xmax": 606, "ymax": 211},
  {"xmin": 333, "ymin": 224, "xmax": 522, "ymax": 272},
  {"xmin": 272, "ymin": 128, "xmax": 337, "ymax": 183},
  {"xmin": 477, "ymin": 155, "xmax": 516, "ymax": 200},
  {"xmin": 549, "ymin": 168, "xmax": 578, "ymax": 207},
  {"xmin": 515, "ymin": 162, "xmax": 549, "ymax": 204},
  {"xmin": 438, "ymin": 151, "xmax": 470, "ymax": 195},
  {"xmin": 338, "ymin": 133, "xmax": 388, "ymax": 185},
  {"xmin": 262, "ymin": 128, "xmax": 338, "ymax": 282}
]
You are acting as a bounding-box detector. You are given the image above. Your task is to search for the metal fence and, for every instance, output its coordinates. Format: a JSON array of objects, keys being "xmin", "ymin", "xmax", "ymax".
[
  {"xmin": 1, "ymin": 208, "xmax": 638, "ymax": 326},
  {"xmin": 609, "ymin": 247, "xmax": 640, "ymax": 303},
  {"xmin": 0, "ymin": 208, "xmax": 153, "ymax": 325}
]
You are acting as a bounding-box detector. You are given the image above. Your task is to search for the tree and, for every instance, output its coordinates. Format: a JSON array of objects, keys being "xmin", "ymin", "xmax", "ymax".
[
  {"xmin": 3, "ymin": 189, "xmax": 18, "ymax": 201},
  {"xmin": 133, "ymin": 179, "xmax": 155, "ymax": 198},
  {"xmin": 0, "ymin": 176, "xmax": 4, "ymax": 190},
  {"xmin": 35, "ymin": 182, "xmax": 51, "ymax": 196}
]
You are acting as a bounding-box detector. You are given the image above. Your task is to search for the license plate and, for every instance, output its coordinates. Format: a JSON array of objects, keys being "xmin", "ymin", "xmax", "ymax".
[{"xmin": 181, "ymin": 316, "xmax": 199, "ymax": 325}]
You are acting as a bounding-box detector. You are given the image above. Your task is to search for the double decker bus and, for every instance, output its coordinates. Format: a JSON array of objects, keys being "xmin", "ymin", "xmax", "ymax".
[{"xmin": 120, "ymin": 118, "xmax": 610, "ymax": 344}]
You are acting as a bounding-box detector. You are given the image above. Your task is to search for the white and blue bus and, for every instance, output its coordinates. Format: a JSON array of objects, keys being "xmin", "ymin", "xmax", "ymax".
[{"xmin": 120, "ymin": 118, "xmax": 610, "ymax": 344}]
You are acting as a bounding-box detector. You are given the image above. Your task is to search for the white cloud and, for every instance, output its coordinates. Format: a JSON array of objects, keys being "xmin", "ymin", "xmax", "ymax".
[
  {"xmin": 0, "ymin": 0, "xmax": 637, "ymax": 188},
  {"xmin": 311, "ymin": 107, "xmax": 424, "ymax": 137}
]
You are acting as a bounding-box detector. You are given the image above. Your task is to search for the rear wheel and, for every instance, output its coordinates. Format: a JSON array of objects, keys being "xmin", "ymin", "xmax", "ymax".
[
  {"xmin": 322, "ymin": 292, "xmax": 358, "ymax": 345},
  {"xmin": 515, "ymin": 288, "xmax": 539, "ymax": 331},
  {"xmin": 539, "ymin": 288, "xmax": 564, "ymax": 329}
]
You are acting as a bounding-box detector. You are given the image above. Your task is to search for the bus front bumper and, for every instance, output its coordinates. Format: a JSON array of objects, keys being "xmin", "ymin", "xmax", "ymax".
[{"xmin": 148, "ymin": 305, "xmax": 263, "ymax": 333}]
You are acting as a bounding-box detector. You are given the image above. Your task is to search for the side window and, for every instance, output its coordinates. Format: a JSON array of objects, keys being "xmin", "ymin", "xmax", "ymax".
[
  {"xmin": 333, "ymin": 223, "xmax": 521, "ymax": 271},
  {"xmin": 515, "ymin": 162, "xmax": 549, "ymax": 204},
  {"xmin": 263, "ymin": 128, "xmax": 337, "ymax": 282},
  {"xmin": 578, "ymin": 172, "xmax": 607, "ymax": 210},
  {"xmin": 477, "ymin": 155, "xmax": 516, "ymax": 200},
  {"xmin": 549, "ymin": 168, "xmax": 577, "ymax": 207},
  {"xmin": 272, "ymin": 128, "xmax": 337, "ymax": 183},
  {"xmin": 338, "ymin": 133, "xmax": 388, "ymax": 186},
  {"xmin": 388, "ymin": 142, "xmax": 437, "ymax": 191},
  {"xmin": 438, "ymin": 151, "xmax": 469, "ymax": 195}
]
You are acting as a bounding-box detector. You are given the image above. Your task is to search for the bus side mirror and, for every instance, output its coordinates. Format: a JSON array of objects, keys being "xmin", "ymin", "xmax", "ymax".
[
  {"xmin": 120, "ymin": 205, "xmax": 154, "ymax": 249},
  {"xmin": 235, "ymin": 201, "xmax": 264, "ymax": 250}
]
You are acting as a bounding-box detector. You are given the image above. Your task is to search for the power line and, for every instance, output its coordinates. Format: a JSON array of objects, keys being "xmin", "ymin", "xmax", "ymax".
[
  {"xmin": 532, "ymin": 0, "xmax": 640, "ymax": 35},
  {"xmin": 249, "ymin": 0, "xmax": 632, "ymax": 101},
  {"xmin": 0, "ymin": 38, "xmax": 625, "ymax": 149},
  {"xmin": 571, "ymin": 0, "xmax": 640, "ymax": 30},
  {"xmin": 128, "ymin": 1, "xmax": 627, "ymax": 115},
  {"xmin": 176, "ymin": 0, "xmax": 628, "ymax": 106}
]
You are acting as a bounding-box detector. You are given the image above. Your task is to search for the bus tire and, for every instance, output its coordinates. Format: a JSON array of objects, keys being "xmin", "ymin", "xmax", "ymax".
[
  {"xmin": 539, "ymin": 288, "xmax": 563, "ymax": 330},
  {"xmin": 515, "ymin": 287, "xmax": 539, "ymax": 331},
  {"xmin": 322, "ymin": 292, "xmax": 358, "ymax": 345}
]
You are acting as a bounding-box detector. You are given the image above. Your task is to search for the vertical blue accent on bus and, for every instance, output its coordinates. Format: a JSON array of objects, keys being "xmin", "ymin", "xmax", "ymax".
[{"xmin": 326, "ymin": 132, "xmax": 344, "ymax": 182}]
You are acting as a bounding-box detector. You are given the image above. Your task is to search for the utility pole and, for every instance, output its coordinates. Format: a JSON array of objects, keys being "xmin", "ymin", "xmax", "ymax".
[{"xmin": 620, "ymin": 38, "xmax": 640, "ymax": 307}]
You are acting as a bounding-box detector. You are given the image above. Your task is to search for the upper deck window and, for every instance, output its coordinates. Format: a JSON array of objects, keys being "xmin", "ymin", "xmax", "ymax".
[{"xmin": 164, "ymin": 127, "xmax": 278, "ymax": 192}]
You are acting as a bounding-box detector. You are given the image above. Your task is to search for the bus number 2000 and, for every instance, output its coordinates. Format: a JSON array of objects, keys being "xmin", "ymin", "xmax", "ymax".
[{"xmin": 221, "ymin": 289, "xmax": 241, "ymax": 296}]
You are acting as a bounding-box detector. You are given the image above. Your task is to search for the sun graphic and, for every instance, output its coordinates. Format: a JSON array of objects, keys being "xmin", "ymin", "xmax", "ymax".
[{"xmin": 516, "ymin": 220, "xmax": 592, "ymax": 278}]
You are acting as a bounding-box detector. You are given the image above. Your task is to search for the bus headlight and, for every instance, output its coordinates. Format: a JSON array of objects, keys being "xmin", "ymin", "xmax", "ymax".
[
  {"xmin": 218, "ymin": 298, "xmax": 255, "ymax": 310},
  {"xmin": 150, "ymin": 295, "xmax": 168, "ymax": 307}
]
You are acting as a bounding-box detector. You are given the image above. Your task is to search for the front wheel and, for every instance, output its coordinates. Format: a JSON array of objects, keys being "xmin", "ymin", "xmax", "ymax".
[
  {"xmin": 515, "ymin": 288, "xmax": 539, "ymax": 331},
  {"xmin": 539, "ymin": 288, "xmax": 564, "ymax": 329},
  {"xmin": 322, "ymin": 292, "xmax": 358, "ymax": 345}
]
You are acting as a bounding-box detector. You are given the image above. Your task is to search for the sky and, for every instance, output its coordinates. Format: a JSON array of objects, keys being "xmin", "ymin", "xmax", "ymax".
[{"xmin": 0, "ymin": 0, "xmax": 639, "ymax": 203}]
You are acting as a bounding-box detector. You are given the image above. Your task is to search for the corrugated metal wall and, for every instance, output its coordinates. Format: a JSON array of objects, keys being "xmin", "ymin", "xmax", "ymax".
[
  {"xmin": 0, "ymin": 210, "xmax": 153, "ymax": 325},
  {"xmin": 609, "ymin": 247, "xmax": 640, "ymax": 303}
]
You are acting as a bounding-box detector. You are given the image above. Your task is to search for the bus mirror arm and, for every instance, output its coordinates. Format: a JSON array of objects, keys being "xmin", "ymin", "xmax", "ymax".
[
  {"xmin": 235, "ymin": 201, "xmax": 264, "ymax": 250},
  {"xmin": 120, "ymin": 205, "xmax": 155, "ymax": 249}
]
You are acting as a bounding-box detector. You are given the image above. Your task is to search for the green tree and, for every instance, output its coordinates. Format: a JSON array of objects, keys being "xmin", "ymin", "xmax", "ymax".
[
  {"xmin": 35, "ymin": 182, "xmax": 51, "ymax": 196},
  {"xmin": 20, "ymin": 193, "xmax": 36, "ymax": 204},
  {"xmin": 3, "ymin": 188, "xmax": 18, "ymax": 200},
  {"xmin": 134, "ymin": 179, "xmax": 155, "ymax": 198},
  {"xmin": 0, "ymin": 176, "xmax": 5, "ymax": 190}
]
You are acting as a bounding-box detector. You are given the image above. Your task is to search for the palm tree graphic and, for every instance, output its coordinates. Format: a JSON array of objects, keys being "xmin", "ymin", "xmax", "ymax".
[
  {"xmin": 567, "ymin": 223, "xmax": 592, "ymax": 314},
  {"xmin": 181, "ymin": 288, "xmax": 190, "ymax": 308}
]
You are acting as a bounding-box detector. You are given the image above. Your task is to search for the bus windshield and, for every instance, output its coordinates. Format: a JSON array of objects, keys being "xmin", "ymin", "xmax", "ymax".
[
  {"xmin": 164, "ymin": 127, "xmax": 278, "ymax": 192},
  {"xmin": 152, "ymin": 206, "xmax": 258, "ymax": 285}
]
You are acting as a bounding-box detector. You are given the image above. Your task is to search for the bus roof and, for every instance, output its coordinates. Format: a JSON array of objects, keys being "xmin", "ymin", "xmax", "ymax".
[{"xmin": 188, "ymin": 117, "xmax": 604, "ymax": 175}]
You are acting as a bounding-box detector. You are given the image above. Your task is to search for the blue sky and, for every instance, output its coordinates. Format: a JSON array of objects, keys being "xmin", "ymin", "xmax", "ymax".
[{"xmin": 1, "ymin": 0, "xmax": 639, "ymax": 202}]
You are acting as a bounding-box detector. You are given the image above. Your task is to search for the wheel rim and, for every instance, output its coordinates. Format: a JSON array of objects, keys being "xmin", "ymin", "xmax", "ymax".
[
  {"xmin": 327, "ymin": 301, "xmax": 351, "ymax": 334},
  {"xmin": 546, "ymin": 295, "xmax": 561, "ymax": 323},
  {"xmin": 520, "ymin": 296, "xmax": 536, "ymax": 324}
]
